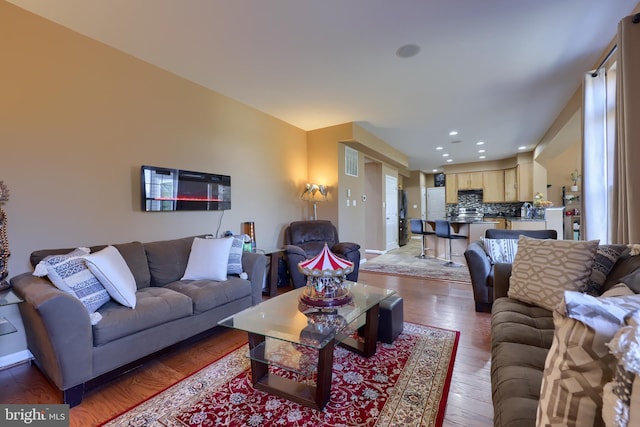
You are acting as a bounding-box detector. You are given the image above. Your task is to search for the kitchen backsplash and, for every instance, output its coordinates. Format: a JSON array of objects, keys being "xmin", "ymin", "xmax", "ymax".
[{"xmin": 447, "ymin": 192, "xmax": 531, "ymax": 216}]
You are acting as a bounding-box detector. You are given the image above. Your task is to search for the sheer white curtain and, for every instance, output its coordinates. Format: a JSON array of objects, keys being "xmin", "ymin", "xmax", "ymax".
[{"xmin": 582, "ymin": 62, "xmax": 616, "ymax": 243}]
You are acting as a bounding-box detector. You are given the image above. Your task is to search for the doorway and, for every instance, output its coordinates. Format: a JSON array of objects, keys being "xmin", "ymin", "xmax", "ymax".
[{"xmin": 385, "ymin": 174, "xmax": 399, "ymax": 251}]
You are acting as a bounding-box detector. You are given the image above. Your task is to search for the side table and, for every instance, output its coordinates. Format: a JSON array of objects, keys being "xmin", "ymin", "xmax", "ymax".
[
  {"xmin": 255, "ymin": 248, "xmax": 285, "ymax": 297},
  {"xmin": 0, "ymin": 288, "xmax": 23, "ymax": 336}
]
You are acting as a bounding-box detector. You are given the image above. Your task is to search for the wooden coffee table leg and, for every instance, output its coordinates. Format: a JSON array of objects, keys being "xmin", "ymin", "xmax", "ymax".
[
  {"xmin": 247, "ymin": 332, "xmax": 334, "ymax": 410},
  {"xmin": 316, "ymin": 339, "xmax": 335, "ymax": 408},
  {"xmin": 340, "ymin": 303, "xmax": 380, "ymax": 357}
]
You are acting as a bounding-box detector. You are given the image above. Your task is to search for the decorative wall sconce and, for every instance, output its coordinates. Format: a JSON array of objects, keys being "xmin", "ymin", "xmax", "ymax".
[{"xmin": 300, "ymin": 183, "xmax": 327, "ymax": 220}]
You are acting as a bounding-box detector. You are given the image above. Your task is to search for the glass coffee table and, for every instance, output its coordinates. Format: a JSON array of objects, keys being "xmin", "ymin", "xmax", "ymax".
[{"xmin": 219, "ymin": 282, "xmax": 395, "ymax": 410}]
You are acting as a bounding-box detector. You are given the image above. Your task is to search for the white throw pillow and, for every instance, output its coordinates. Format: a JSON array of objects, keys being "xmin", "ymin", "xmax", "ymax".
[
  {"xmin": 182, "ymin": 237, "xmax": 234, "ymax": 281},
  {"xmin": 508, "ymin": 236, "xmax": 599, "ymax": 311},
  {"xmin": 84, "ymin": 245, "xmax": 137, "ymax": 308}
]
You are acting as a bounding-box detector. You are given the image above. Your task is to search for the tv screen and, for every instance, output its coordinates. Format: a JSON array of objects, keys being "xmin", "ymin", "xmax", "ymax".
[{"xmin": 141, "ymin": 165, "xmax": 231, "ymax": 211}]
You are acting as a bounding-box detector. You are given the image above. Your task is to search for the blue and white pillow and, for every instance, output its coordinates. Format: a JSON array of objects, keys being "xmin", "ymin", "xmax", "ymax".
[
  {"xmin": 227, "ymin": 236, "xmax": 244, "ymax": 275},
  {"xmin": 481, "ymin": 238, "xmax": 519, "ymax": 264},
  {"xmin": 33, "ymin": 248, "xmax": 109, "ymax": 324}
]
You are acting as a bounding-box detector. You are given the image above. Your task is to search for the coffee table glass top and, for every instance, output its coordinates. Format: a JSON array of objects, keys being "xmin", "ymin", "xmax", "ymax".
[{"xmin": 219, "ymin": 282, "xmax": 395, "ymax": 350}]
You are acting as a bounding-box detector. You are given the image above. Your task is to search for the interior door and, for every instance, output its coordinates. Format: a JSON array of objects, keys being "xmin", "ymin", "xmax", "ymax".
[{"xmin": 385, "ymin": 175, "xmax": 398, "ymax": 251}]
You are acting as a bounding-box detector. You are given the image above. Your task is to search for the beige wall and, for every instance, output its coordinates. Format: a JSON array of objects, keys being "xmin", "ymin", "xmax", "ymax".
[
  {"xmin": 0, "ymin": 2, "xmax": 308, "ymax": 357},
  {"xmin": 544, "ymin": 142, "xmax": 582, "ymax": 208}
]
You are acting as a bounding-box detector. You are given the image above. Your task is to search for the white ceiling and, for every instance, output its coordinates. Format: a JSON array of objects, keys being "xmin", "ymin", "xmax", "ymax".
[{"xmin": 9, "ymin": 0, "xmax": 638, "ymax": 172}]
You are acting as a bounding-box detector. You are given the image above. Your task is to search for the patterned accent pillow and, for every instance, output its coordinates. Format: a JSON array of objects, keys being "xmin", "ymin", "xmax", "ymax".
[
  {"xmin": 33, "ymin": 247, "xmax": 110, "ymax": 324},
  {"xmin": 227, "ymin": 236, "xmax": 244, "ymax": 275},
  {"xmin": 481, "ymin": 238, "xmax": 519, "ymax": 264},
  {"xmin": 537, "ymin": 292, "xmax": 640, "ymax": 427},
  {"xmin": 584, "ymin": 244, "xmax": 628, "ymax": 296},
  {"xmin": 508, "ymin": 236, "xmax": 599, "ymax": 311},
  {"xmin": 603, "ymin": 310, "xmax": 640, "ymax": 427}
]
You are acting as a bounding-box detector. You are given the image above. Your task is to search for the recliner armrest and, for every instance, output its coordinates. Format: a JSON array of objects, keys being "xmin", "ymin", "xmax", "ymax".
[
  {"xmin": 283, "ymin": 244, "xmax": 307, "ymax": 257},
  {"xmin": 493, "ymin": 263, "xmax": 513, "ymax": 299},
  {"xmin": 331, "ymin": 242, "xmax": 360, "ymax": 256}
]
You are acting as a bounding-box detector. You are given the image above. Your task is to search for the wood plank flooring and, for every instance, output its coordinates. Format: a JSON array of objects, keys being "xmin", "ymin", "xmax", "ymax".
[{"xmin": 0, "ymin": 269, "xmax": 493, "ymax": 427}]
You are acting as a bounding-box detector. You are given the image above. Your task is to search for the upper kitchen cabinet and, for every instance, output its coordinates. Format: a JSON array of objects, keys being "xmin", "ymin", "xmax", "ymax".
[
  {"xmin": 457, "ymin": 172, "xmax": 483, "ymax": 190},
  {"xmin": 504, "ymin": 167, "xmax": 518, "ymax": 201},
  {"xmin": 445, "ymin": 173, "xmax": 458, "ymax": 203},
  {"xmin": 517, "ymin": 163, "xmax": 533, "ymax": 201},
  {"xmin": 482, "ymin": 170, "xmax": 505, "ymax": 202}
]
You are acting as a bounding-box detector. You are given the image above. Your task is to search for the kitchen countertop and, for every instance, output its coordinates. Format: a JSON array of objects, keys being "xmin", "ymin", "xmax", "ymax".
[{"xmin": 481, "ymin": 215, "xmax": 545, "ymax": 222}]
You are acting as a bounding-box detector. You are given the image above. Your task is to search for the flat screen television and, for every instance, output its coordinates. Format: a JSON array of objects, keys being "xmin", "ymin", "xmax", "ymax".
[{"xmin": 141, "ymin": 165, "xmax": 231, "ymax": 211}]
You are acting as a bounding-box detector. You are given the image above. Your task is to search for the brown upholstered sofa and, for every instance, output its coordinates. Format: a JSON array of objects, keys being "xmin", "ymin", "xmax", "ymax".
[
  {"xmin": 490, "ymin": 247, "xmax": 640, "ymax": 427},
  {"xmin": 464, "ymin": 228, "xmax": 557, "ymax": 313},
  {"xmin": 11, "ymin": 235, "xmax": 267, "ymax": 407},
  {"xmin": 283, "ymin": 220, "xmax": 361, "ymax": 288}
]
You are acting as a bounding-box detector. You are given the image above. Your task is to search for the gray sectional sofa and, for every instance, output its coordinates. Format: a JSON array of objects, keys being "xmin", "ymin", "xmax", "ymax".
[{"xmin": 11, "ymin": 235, "xmax": 267, "ymax": 407}]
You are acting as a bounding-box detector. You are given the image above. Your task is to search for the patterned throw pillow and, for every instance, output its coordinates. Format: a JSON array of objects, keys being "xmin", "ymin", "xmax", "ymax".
[
  {"xmin": 481, "ymin": 238, "xmax": 519, "ymax": 264},
  {"xmin": 227, "ymin": 236, "xmax": 244, "ymax": 275},
  {"xmin": 584, "ymin": 244, "xmax": 629, "ymax": 296},
  {"xmin": 33, "ymin": 247, "xmax": 110, "ymax": 324},
  {"xmin": 537, "ymin": 292, "xmax": 640, "ymax": 427},
  {"xmin": 603, "ymin": 310, "xmax": 640, "ymax": 427},
  {"xmin": 508, "ymin": 236, "xmax": 599, "ymax": 311}
]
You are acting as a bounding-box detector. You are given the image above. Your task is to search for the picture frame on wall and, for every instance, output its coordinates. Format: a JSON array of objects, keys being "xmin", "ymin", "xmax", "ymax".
[{"xmin": 434, "ymin": 173, "xmax": 445, "ymax": 187}]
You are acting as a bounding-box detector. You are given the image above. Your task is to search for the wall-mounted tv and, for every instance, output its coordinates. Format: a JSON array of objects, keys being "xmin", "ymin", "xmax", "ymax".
[{"xmin": 141, "ymin": 165, "xmax": 231, "ymax": 212}]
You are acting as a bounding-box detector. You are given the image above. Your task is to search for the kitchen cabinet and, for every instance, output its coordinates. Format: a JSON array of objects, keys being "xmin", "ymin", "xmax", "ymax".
[
  {"xmin": 484, "ymin": 217, "xmax": 507, "ymax": 229},
  {"xmin": 507, "ymin": 219, "xmax": 546, "ymax": 231},
  {"xmin": 517, "ymin": 163, "xmax": 533, "ymax": 201},
  {"xmin": 445, "ymin": 174, "xmax": 458, "ymax": 204},
  {"xmin": 457, "ymin": 172, "xmax": 483, "ymax": 190},
  {"xmin": 482, "ymin": 170, "xmax": 505, "ymax": 202},
  {"xmin": 504, "ymin": 167, "xmax": 518, "ymax": 202}
]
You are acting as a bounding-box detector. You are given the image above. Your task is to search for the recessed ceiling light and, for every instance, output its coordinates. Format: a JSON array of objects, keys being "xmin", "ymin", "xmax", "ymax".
[
  {"xmin": 477, "ymin": 141, "xmax": 485, "ymax": 145},
  {"xmin": 396, "ymin": 44, "xmax": 421, "ymax": 58},
  {"xmin": 449, "ymin": 131, "xmax": 458, "ymax": 136},
  {"xmin": 478, "ymin": 149, "xmax": 485, "ymax": 153},
  {"xmin": 479, "ymin": 155, "xmax": 486, "ymax": 159},
  {"xmin": 436, "ymin": 146, "xmax": 443, "ymax": 150},
  {"xmin": 432, "ymin": 169, "xmax": 438, "ymax": 172},
  {"xmin": 446, "ymin": 159, "xmax": 453, "ymax": 163},
  {"xmin": 518, "ymin": 146, "xmax": 527, "ymax": 150},
  {"xmin": 442, "ymin": 153, "xmax": 449, "ymax": 157}
]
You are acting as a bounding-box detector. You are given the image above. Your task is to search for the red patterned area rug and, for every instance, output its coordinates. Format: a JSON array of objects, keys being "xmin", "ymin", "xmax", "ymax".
[{"xmin": 102, "ymin": 323, "xmax": 459, "ymax": 427}]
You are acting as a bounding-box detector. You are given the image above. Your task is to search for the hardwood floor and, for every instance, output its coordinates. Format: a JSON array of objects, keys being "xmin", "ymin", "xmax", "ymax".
[{"xmin": 0, "ymin": 270, "xmax": 493, "ymax": 427}]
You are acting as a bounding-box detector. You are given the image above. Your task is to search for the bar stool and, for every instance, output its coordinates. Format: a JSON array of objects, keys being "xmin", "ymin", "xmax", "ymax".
[
  {"xmin": 410, "ymin": 219, "xmax": 435, "ymax": 258},
  {"xmin": 435, "ymin": 219, "xmax": 466, "ymax": 267}
]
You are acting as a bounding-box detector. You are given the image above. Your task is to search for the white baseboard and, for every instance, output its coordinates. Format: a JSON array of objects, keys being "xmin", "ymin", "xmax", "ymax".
[
  {"xmin": 0, "ymin": 350, "xmax": 32, "ymax": 370},
  {"xmin": 365, "ymin": 249, "xmax": 386, "ymax": 255}
]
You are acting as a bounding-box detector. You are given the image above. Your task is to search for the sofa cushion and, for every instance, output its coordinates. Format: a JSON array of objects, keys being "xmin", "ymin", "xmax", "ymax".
[
  {"xmin": 32, "ymin": 247, "xmax": 110, "ymax": 324},
  {"xmin": 84, "ymin": 246, "xmax": 137, "ymax": 309},
  {"xmin": 491, "ymin": 298, "xmax": 554, "ymax": 350},
  {"xmin": 181, "ymin": 237, "xmax": 233, "ymax": 281},
  {"xmin": 164, "ymin": 276, "xmax": 252, "ymax": 314},
  {"xmin": 144, "ymin": 236, "xmax": 196, "ymax": 286},
  {"xmin": 537, "ymin": 292, "xmax": 640, "ymax": 427},
  {"xmin": 508, "ymin": 237, "xmax": 599, "ymax": 311},
  {"xmin": 92, "ymin": 287, "xmax": 193, "ymax": 346}
]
